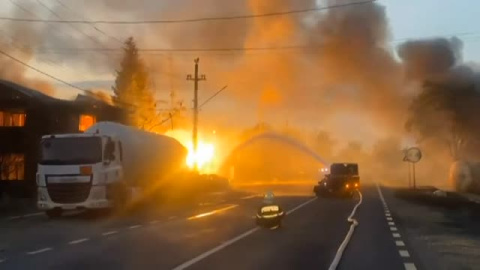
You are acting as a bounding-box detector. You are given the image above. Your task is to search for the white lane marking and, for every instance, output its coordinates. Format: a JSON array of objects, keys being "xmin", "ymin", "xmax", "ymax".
[
  {"xmin": 328, "ymin": 191, "xmax": 363, "ymax": 270},
  {"xmin": 240, "ymin": 195, "xmax": 257, "ymax": 200},
  {"xmin": 69, "ymin": 238, "xmax": 89, "ymax": 245},
  {"xmin": 27, "ymin": 247, "xmax": 52, "ymax": 255},
  {"xmin": 399, "ymin": 250, "xmax": 410, "ymax": 258},
  {"xmin": 102, "ymin": 230, "xmax": 118, "ymax": 236},
  {"xmin": 168, "ymin": 216, "xmax": 177, "ymax": 220},
  {"xmin": 187, "ymin": 205, "xmax": 238, "ymax": 220},
  {"xmin": 404, "ymin": 263, "xmax": 417, "ymax": 270},
  {"xmin": 286, "ymin": 197, "xmax": 317, "ymax": 215},
  {"xmin": 172, "ymin": 197, "xmax": 317, "ymax": 270},
  {"xmin": 396, "ymin": 240, "xmax": 406, "ymax": 247},
  {"xmin": 6, "ymin": 212, "xmax": 43, "ymax": 221},
  {"xmin": 129, "ymin": 225, "xmax": 142, "ymax": 229},
  {"xmin": 150, "ymin": 220, "xmax": 159, "ymax": 224},
  {"xmin": 377, "ymin": 184, "xmax": 418, "ymax": 270}
]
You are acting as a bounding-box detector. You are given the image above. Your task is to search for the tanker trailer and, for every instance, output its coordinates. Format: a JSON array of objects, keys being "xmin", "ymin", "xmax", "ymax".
[
  {"xmin": 449, "ymin": 160, "xmax": 480, "ymax": 194},
  {"xmin": 36, "ymin": 122, "xmax": 187, "ymax": 217}
]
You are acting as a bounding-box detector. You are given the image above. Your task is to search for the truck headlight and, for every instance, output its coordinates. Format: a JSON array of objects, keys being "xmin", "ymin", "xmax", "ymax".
[{"xmin": 345, "ymin": 184, "xmax": 350, "ymax": 189}]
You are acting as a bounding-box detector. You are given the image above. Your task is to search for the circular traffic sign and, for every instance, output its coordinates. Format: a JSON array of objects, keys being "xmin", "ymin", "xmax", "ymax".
[{"xmin": 404, "ymin": 147, "xmax": 422, "ymax": 163}]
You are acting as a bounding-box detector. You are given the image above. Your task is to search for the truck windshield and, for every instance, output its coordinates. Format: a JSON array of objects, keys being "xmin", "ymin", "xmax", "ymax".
[
  {"xmin": 330, "ymin": 164, "xmax": 358, "ymax": 176},
  {"xmin": 40, "ymin": 137, "xmax": 102, "ymax": 165}
]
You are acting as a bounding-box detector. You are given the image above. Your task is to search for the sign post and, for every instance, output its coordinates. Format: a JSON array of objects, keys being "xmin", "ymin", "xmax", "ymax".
[{"xmin": 403, "ymin": 147, "xmax": 422, "ymax": 189}]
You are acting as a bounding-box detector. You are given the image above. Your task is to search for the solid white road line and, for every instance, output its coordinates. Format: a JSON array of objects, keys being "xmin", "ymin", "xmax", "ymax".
[
  {"xmin": 399, "ymin": 250, "xmax": 410, "ymax": 258},
  {"xmin": 129, "ymin": 225, "xmax": 142, "ymax": 229},
  {"xmin": 328, "ymin": 191, "xmax": 363, "ymax": 270},
  {"xmin": 396, "ymin": 240, "xmax": 406, "ymax": 247},
  {"xmin": 286, "ymin": 197, "xmax": 317, "ymax": 215},
  {"xmin": 172, "ymin": 197, "xmax": 317, "ymax": 270},
  {"xmin": 404, "ymin": 262, "xmax": 417, "ymax": 270},
  {"xmin": 69, "ymin": 238, "xmax": 89, "ymax": 245},
  {"xmin": 27, "ymin": 247, "xmax": 52, "ymax": 255},
  {"xmin": 102, "ymin": 230, "xmax": 118, "ymax": 236},
  {"xmin": 7, "ymin": 212, "xmax": 43, "ymax": 221}
]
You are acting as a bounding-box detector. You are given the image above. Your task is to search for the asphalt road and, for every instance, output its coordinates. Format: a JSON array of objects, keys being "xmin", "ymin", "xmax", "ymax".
[{"xmin": 0, "ymin": 185, "xmax": 417, "ymax": 270}]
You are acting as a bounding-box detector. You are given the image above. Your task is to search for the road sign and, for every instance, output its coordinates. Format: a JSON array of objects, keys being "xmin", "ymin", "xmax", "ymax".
[{"xmin": 404, "ymin": 147, "xmax": 422, "ymax": 163}]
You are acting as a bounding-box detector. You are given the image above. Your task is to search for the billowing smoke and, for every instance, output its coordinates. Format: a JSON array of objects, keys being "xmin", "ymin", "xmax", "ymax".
[
  {"xmin": 3, "ymin": 0, "xmax": 480, "ymax": 188},
  {"xmin": 0, "ymin": 1, "xmax": 54, "ymax": 95}
]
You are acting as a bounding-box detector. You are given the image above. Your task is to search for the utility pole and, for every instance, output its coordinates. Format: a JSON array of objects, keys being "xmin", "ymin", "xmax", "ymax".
[{"xmin": 187, "ymin": 58, "xmax": 206, "ymax": 171}]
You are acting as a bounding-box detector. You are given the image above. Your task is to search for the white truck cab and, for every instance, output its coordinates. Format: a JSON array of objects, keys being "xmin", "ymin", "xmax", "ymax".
[{"xmin": 37, "ymin": 133, "xmax": 125, "ymax": 217}]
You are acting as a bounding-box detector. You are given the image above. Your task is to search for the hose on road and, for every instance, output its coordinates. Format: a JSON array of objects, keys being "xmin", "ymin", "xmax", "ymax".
[{"xmin": 328, "ymin": 190, "xmax": 363, "ymax": 270}]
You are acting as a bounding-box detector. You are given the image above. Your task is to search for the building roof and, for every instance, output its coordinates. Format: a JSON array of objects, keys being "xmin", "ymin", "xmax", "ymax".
[{"xmin": 0, "ymin": 79, "xmax": 58, "ymax": 103}]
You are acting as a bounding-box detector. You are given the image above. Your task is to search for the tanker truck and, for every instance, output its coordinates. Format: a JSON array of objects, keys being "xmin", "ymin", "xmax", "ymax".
[
  {"xmin": 36, "ymin": 122, "xmax": 187, "ymax": 217},
  {"xmin": 449, "ymin": 160, "xmax": 480, "ymax": 194}
]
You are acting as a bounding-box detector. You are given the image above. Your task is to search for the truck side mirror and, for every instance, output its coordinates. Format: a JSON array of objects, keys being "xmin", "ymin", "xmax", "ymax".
[{"xmin": 104, "ymin": 140, "xmax": 116, "ymax": 162}]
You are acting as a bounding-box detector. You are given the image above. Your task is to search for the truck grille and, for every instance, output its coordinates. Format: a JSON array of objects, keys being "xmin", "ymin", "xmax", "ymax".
[{"xmin": 47, "ymin": 181, "xmax": 92, "ymax": 204}]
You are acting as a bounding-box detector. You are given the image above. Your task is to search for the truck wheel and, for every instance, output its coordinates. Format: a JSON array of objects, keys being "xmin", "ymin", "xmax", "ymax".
[{"xmin": 45, "ymin": 209, "xmax": 62, "ymax": 218}]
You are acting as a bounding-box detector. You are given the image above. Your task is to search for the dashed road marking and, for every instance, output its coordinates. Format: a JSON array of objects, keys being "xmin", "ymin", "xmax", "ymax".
[
  {"xmin": 240, "ymin": 195, "xmax": 257, "ymax": 200},
  {"xmin": 129, "ymin": 225, "xmax": 142, "ymax": 229},
  {"xmin": 102, "ymin": 230, "xmax": 118, "ymax": 236},
  {"xmin": 404, "ymin": 262, "xmax": 417, "ymax": 270},
  {"xmin": 377, "ymin": 184, "xmax": 418, "ymax": 270},
  {"xmin": 27, "ymin": 247, "xmax": 52, "ymax": 255},
  {"xmin": 69, "ymin": 238, "xmax": 89, "ymax": 245},
  {"xmin": 396, "ymin": 240, "xmax": 406, "ymax": 247},
  {"xmin": 172, "ymin": 197, "xmax": 316, "ymax": 270},
  {"xmin": 399, "ymin": 250, "xmax": 410, "ymax": 258}
]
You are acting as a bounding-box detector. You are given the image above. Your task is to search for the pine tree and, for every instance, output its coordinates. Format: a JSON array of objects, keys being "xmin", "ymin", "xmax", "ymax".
[{"xmin": 113, "ymin": 37, "xmax": 159, "ymax": 130}]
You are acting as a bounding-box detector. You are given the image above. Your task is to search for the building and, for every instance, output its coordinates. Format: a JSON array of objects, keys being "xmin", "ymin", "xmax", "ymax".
[{"xmin": 0, "ymin": 80, "xmax": 125, "ymax": 198}]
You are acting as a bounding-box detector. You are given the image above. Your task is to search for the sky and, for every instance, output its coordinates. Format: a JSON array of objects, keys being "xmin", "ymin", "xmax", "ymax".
[
  {"xmin": 1, "ymin": 0, "xmax": 480, "ymax": 147},
  {"xmin": 380, "ymin": 0, "xmax": 480, "ymax": 62},
  {"xmin": 1, "ymin": 0, "xmax": 479, "ymax": 97}
]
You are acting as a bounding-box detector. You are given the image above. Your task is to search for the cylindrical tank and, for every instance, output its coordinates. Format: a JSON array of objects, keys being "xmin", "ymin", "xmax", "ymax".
[
  {"xmin": 86, "ymin": 122, "xmax": 187, "ymax": 187},
  {"xmin": 449, "ymin": 160, "xmax": 480, "ymax": 193}
]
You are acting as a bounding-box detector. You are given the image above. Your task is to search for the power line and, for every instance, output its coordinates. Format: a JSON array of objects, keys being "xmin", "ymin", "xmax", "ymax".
[
  {"xmin": 199, "ymin": 85, "xmax": 228, "ymax": 109},
  {"xmin": 0, "ymin": 48, "xmax": 86, "ymax": 92},
  {"xmin": 0, "ymin": 0, "xmax": 375, "ymax": 25},
  {"xmin": 33, "ymin": 45, "xmax": 312, "ymax": 53},
  {"xmin": 54, "ymin": 0, "xmax": 124, "ymax": 45},
  {"xmin": 35, "ymin": 0, "xmax": 107, "ymax": 49}
]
